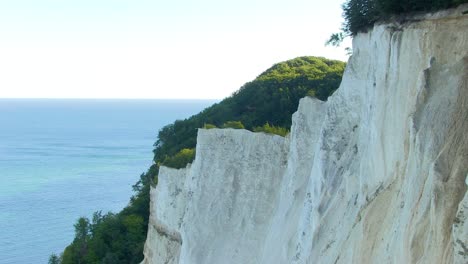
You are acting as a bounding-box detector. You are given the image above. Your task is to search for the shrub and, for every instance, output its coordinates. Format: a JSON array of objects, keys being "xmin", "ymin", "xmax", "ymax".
[
  {"xmin": 161, "ymin": 148, "xmax": 196, "ymax": 169},
  {"xmin": 202, "ymin": 123, "xmax": 217, "ymax": 129},
  {"xmin": 253, "ymin": 123, "xmax": 289, "ymax": 137},
  {"xmin": 222, "ymin": 121, "xmax": 245, "ymax": 129}
]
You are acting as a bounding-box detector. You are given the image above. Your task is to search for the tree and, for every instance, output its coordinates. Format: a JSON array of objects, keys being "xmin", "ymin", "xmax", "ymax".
[
  {"xmin": 325, "ymin": 33, "xmax": 345, "ymax": 47},
  {"xmin": 48, "ymin": 254, "xmax": 61, "ymax": 264},
  {"xmin": 74, "ymin": 217, "xmax": 90, "ymax": 263}
]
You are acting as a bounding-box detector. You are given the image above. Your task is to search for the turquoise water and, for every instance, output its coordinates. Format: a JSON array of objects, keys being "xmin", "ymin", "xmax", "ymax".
[{"xmin": 0, "ymin": 99, "xmax": 215, "ymax": 264}]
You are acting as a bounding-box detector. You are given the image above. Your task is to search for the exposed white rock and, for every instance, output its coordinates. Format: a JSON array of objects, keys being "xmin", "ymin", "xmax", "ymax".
[
  {"xmin": 453, "ymin": 178, "xmax": 468, "ymax": 264},
  {"xmin": 142, "ymin": 5, "xmax": 468, "ymax": 264},
  {"xmin": 261, "ymin": 97, "xmax": 327, "ymax": 263},
  {"xmin": 141, "ymin": 166, "xmax": 188, "ymax": 264},
  {"xmin": 180, "ymin": 129, "xmax": 288, "ymax": 264}
]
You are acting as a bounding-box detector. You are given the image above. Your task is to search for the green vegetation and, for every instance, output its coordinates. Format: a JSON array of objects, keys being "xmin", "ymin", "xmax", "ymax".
[
  {"xmin": 161, "ymin": 148, "xmax": 196, "ymax": 169},
  {"xmin": 340, "ymin": 0, "xmax": 468, "ymax": 35},
  {"xmin": 253, "ymin": 123, "xmax": 289, "ymax": 137},
  {"xmin": 222, "ymin": 121, "xmax": 245, "ymax": 129},
  {"xmin": 202, "ymin": 123, "xmax": 217, "ymax": 129},
  {"xmin": 59, "ymin": 208, "xmax": 147, "ymax": 264},
  {"xmin": 56, "ymin": 56, "xmax": 345, "ymax": 263}
]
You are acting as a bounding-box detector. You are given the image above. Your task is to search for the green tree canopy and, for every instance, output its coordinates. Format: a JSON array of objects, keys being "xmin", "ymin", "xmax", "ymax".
[{"xmin": 341, "ymin": 0, "xmax": 468, "ymax": 35}]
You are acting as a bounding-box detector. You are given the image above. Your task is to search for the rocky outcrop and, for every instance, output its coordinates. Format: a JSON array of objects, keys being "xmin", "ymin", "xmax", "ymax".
[{"xmin": 142, "ymin": 5, "xmax": 468, "ymax": 264}]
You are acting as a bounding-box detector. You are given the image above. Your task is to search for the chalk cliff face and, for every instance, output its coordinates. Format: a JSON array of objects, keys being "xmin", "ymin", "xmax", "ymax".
[
  {"xmin": 142, "ymin": 129, "xmax": 289, "ymax": 264},
  {"xmin": 142, "ymin": 5, "xmax": 468, "ymax": 264}
]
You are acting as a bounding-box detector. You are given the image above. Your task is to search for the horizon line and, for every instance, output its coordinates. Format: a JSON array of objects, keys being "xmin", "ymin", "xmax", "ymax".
[{"xmin": 0, "ymin": 97, "xmax": 221, "ymax": 100}]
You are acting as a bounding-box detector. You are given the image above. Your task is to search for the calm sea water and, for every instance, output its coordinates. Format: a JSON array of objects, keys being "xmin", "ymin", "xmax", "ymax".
[{"xmin": 0, "ymin": 99, "xmax": 215, "ymax": 264}]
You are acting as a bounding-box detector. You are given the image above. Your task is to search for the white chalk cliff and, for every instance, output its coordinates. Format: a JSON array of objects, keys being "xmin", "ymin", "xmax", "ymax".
[{"xmin": 142, "ymin": 5, "xmax": 468, "ymax": 264}]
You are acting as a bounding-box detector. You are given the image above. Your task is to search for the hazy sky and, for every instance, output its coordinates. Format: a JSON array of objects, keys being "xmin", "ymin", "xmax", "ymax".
[{"xmin": 0, "ymin": 0, "xmax": 350, "ymax": 99}]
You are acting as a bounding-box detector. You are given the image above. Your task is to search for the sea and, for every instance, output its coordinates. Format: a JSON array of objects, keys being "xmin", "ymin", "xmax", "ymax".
[{"xmin": 0, "ymin": 99, "xmax": 215, "ymax": 264}]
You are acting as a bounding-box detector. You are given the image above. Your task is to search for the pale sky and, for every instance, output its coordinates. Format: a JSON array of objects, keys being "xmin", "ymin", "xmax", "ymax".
[{"xmin": 0, "ymin": 0, "xmax": 350, "ymax": 99}]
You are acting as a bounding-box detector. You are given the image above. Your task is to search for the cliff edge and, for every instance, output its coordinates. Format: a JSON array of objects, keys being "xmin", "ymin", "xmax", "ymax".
[{"xmin": 142, "ymin": 5, "xmax": 468, "ymax": 264}]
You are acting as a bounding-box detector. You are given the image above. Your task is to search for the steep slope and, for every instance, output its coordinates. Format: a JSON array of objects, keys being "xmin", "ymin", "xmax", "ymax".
[
  {"xmin": 143, "ymin": 130, "xmax": 288, "ymax": 264},
  {"xmin": 142, "ymin": 5, "xmax": 468, "ymax": 264}
]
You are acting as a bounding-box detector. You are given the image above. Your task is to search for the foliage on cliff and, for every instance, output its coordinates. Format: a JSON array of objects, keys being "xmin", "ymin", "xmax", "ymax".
[
  {"xmin": 253, "ymin": 123, "xmax": 290, "ymax": 137},
  {"xmin": 222, "ymin": 120, "xmax": 246, "ymax": 129},
  {"xmin": 58, "ymin": 56, "xmax": 345, "ymax": 264},
  {"xmin": 161, "ymin": 148, "xmax": 196, "ymax": 169},
  {"xmin": 341, "ymin": 0, "xmax": 468, "ymax": 35}
]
